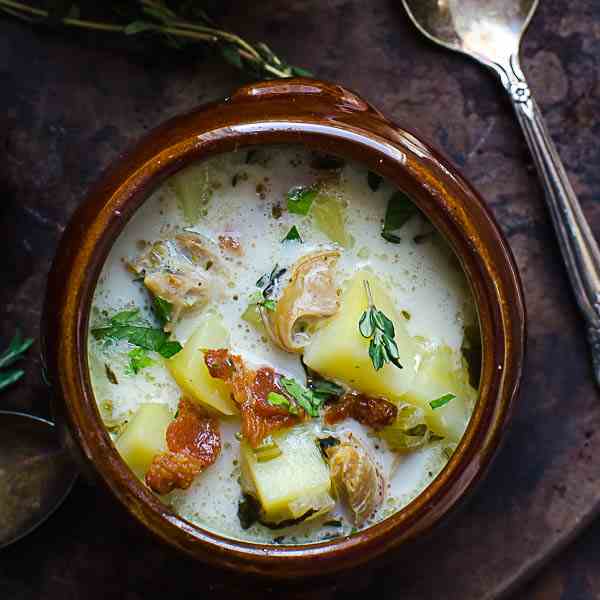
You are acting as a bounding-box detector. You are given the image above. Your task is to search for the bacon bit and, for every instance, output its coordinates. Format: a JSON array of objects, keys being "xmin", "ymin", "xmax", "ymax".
[
  {"xmin": 324, "ymin": 393, "xmax": 397, "ymax": 430},
  {"xmin": 205, "ymin": 349, "xmax": 301, "ymax": 448},
  {"xmin": 145, "ymin": 398, "xmax": 221, "ymax": 495},
  {"xmin": 204, "ymin": 348, "xmax": 234, "ymax": 380},
  {"xmin": 145, "ymin": 453, "xmax": 204, "ymax": 495},
  {"xmin": 218, "ymin": 235, "xmax": 243, "ymax": 255}
]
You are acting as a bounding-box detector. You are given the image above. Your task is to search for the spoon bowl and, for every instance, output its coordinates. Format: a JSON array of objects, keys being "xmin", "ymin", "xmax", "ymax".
[
  {"xmin": 403, "ymin": 0, "xmax": 600, "ymax": 387},
  {"xmin": 402, "ymin": 0, "xmax": 538, "ymax": 68},
  {"xmin": 0, "ymin": 411, "xmax": 77, "ymax": 549}
]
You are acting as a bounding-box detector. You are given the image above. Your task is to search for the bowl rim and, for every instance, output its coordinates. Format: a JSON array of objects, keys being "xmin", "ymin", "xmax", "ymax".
[{"xmin": 42, "ymin": 78, "xmax": 525, "ymax": 577}]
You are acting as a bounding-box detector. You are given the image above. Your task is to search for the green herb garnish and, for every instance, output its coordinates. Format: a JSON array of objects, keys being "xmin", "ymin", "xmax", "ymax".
[
  {"xmin": 0, "ymin": 330, "xmax": 33, "ymax": 392},
  {"xmin": 429, "ymin": 393, "xmax": 456, "ymax": 410},
  {"xmin": 153, "ymin": 296, "xmax": 173, "ymax": 328},
  {"xmin": 261, "ymin": 299, "xmax": 277, "ymax": 311},
  {"xmin": 381, "ymin": 190, "xmax": 418, "ymax": 244},
  {"xmin": 280, "ymin": 377, "xmax": 324, "ymax": 418},
  {"xmin": 287, "ymin": 186, "xmax": 317, "ymax": 215},
  {"xmin": 253, "ymin": 264, "xmax": 287, "ymax": 312},
  {"xmin": 309, "ymin": 378, "xmax": 344, "ymax": 400},
  {"xmin": 157, "ymin": 340, "xmax": 184, "ymax": 358},
  {"xmin": 359, "ymin": 281, "xmax": 403, "ymax": 371},
  {"xmin": 0, "ymin": 1, "xmax": 309, "ymax": 81},
  {"xmin": 256, "ymin": 264, "xmax": 287, "ymax": 296},
  {"xmin": 282, "ymin": 225, "xmax": 302, "ymax": 243},
  {"xmin": 92, "ymin": 309, "xmax": 182, "ymax": 359},
  {"xmin": 126, "ymin": 347, "xmax": 155, "ymax": 375},
  {"xmin": 266, "ymin": 391, "xmax": 298, "ymax": 414}
]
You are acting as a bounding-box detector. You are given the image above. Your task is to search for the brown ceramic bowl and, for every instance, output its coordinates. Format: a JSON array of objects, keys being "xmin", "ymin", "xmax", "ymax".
[{"xmin": 42, "ymin": 78, "xmax": 525, "ymax": 578}]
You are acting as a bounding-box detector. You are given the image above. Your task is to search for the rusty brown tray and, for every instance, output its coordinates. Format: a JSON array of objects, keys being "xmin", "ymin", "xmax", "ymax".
[{"xmin": 0, "ymin": 0, "xmax": 599, "ymax": 597}]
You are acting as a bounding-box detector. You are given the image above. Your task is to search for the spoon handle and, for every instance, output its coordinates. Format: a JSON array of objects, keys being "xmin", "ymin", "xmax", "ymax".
[{"xmin": 500, "ymin": 54, "xmax": 600, "ymax": 386}]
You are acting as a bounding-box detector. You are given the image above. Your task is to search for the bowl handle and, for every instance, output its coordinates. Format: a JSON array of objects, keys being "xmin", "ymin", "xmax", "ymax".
[{"xmin": 228, "ymin": 78, "xmax": 388, "ymax": 120}]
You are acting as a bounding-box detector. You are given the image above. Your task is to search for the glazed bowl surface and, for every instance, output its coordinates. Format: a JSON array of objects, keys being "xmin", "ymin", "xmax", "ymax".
[{"xmin": 42, "ymin": 78, "xmax": 525, "ymax": 578}]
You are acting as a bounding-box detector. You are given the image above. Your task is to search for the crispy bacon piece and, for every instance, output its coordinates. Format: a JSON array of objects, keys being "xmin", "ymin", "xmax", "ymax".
[
  {"xmin": 218, "ymin": 234, "xmax": 243, "ymax": 255},
  {"xmin": 324, "ymin": 393, "xmax": 397, "ymax": 430},
  {"xmin": 205, "ymin": 349, "xmax": 300, "ymax": 448},
  {"xmin": 145, "ymin": 398, "xmax": 221, "ymax": 495},
  {"xmin": 145, "ymin": 453, "xmax": 204, "ymax": 495}
]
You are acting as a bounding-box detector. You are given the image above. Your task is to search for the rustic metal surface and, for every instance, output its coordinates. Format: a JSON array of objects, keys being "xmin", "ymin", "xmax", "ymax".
[{"xmin": 0, "ymin": 0, "xmax": 599, "ymax": 598}]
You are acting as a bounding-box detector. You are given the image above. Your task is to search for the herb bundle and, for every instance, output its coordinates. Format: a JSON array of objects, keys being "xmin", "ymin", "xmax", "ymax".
[
  {"xmin": 0, "ymin": 330, "xmax": 33, "ymax": 391},
  {"xmin": 0, "ymin": 0, "xmax": 311, "ymax": 80}
]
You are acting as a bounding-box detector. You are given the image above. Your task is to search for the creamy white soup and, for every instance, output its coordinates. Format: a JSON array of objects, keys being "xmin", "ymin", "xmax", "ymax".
[{"xmin": 88, "ymin": 145, "xmax": 480, "ymax": 544}]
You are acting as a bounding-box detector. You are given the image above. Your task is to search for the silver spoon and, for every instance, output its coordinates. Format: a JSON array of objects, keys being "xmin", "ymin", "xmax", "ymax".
[
  {"xmin": 0, "ymin": 410, "xmax": 77, "ymax": 548},
  {"xmin": 402, "ymin": 0, "xmax": 600, "ymax": 386}
]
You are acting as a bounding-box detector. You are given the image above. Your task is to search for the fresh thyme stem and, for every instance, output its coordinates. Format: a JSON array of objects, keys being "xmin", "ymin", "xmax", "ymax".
[
  {"xmin": 0, "ymin": 0, "xmax": 310, "ymax": 80},
  {"xmin": 359, "ymin": 279, "xmax": 403, "ymax": 371},
  {"xmin": 364, "ymin": 280, "xmax": 374, "ymax": 307}
]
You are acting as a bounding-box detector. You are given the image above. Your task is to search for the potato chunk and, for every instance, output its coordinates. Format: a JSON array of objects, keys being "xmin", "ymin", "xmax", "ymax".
[
  {"xmin": 115, "ymin": 404, "xmax": 172, "ymax": 478},
  {"xmin": 303, "ymin": 271, "xmax": 418, "ymax": 398},
  {"xmin": 240, "ymin": 426, "xmax": 334, "ymax": 524},
  {"xmin": 403, "ymin": 346, "xmax": 477, "ymax": 441},
  {"xmin": 167, "ymin": 314, "xmax": 237, "ymax": 415}
]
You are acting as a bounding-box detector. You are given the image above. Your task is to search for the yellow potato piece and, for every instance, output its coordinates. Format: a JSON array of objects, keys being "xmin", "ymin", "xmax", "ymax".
[
  {"xmin": 167, "ymin": 314, "xmax": 237, "ymax": 415},
  {"xmin": 303, "ymin": 270, "xmax": 418, "ymax": 398},
  {"xmin": 115, "ymin": 403, "xmax": 172, "ymax": 479},
  {"xmin": 240, "ymin": 427, "xmax": 333, "ymax": 524},
  {"xmin": 403, "ymin": 345, "xmax": 477, "ymax": 441}
]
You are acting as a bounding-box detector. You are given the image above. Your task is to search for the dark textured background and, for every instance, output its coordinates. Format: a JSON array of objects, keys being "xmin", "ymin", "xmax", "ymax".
[{"xmin": 1, "ymin": 1, "xmax": 599, "ymax": 598}]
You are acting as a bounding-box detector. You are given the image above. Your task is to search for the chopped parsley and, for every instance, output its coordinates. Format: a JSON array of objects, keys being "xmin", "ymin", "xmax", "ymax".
[
  {"xmin": 429, "ymin": 393, "xmax": 456, "ymax": 410},
  {"xmin": 91, "ymin": 309, "xmax": 182, "ymax": 359},
  {"xmin": 153, "ymin": 296, "xmax": 173, "ymax": 328},
  {"xmin": 280, "ymin": 377, "xmax": 325, "ymax": 418},
  {"xmin": 381, "ymin": 190, "xmax": 418, "ymax": 244},
  {"xmin": 126, "ymin": 347, "xmax": 155, "ymax": 375},
  {"xmin": 281, "ymin": 225, "xmax": 302, "ymax": 243},
  {"xmin": 266, "ymin": 391, "xmax": 298, "ymax": 414},
  {"xmin": 287, "ymin": 186, "xmax": 317, "ymax": 215},
  {"xmin": 252, "ymin": 263, "xmax": 287, "ymax": 312}
]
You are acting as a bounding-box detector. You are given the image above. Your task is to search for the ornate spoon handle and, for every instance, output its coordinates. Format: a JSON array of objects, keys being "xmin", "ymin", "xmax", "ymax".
[{"xmin": 497, "ymin": 54, "xmax": 600, "ymax": 386}]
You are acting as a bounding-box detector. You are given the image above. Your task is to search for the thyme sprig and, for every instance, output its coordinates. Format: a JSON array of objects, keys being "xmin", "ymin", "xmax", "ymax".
[
  {"xmin": 0, "ymin": 0, "xmax": 311, "ymax": 80},
  {"xmin": 359, "ymin": 280, "xmax": 403, "ymax": 371}
]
